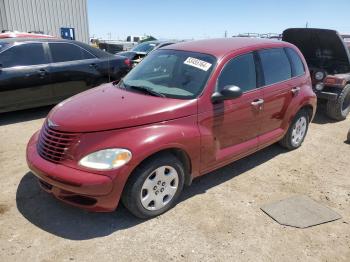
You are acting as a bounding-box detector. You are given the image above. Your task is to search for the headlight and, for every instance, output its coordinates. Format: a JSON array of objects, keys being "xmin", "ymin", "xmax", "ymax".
[
  {"xmin": 315, "ymin": 71, "xmax": 325, "ymax": 81},
  {"xmin": 79, "ymin": 148, "xmax": 132, "ymax": 170},
  {"xmin": 315, "ymin": 83, "xmax": 324, "ymax": 91}
]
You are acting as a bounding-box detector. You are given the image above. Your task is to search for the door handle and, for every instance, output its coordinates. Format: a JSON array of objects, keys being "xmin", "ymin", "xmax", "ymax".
[
  {"xmin": 251, "ymin": 98, "xmax": 264, "ymax": 106},
  {"xmin": 291, "ymin": 87, "xmax": 301, "ymax": 96},
  {"xmin": 251, "ymin": 98, "xmax": 264, "ymax": 110},
  {"xmin": 89, "ymin": 63, "xmax": 98, "ymax": 68}
]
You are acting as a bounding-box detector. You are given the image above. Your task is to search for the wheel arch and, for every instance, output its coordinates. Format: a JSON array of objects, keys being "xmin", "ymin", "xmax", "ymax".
[
  {"xmin": 129, "ymin": 147, "xmax": 193, "ymax": 186},
  {"xmin": 299, "ymin": 104, "xmax": 315, "ymax": 122}
]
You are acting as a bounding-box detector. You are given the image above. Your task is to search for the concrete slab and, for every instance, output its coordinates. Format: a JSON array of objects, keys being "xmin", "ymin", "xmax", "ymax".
[{"xmin": 261, "ymin": 195, "xmax": 342, "ymax": 228}]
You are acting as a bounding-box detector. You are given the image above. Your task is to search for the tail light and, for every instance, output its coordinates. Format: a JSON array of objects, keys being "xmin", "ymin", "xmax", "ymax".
[{"xmin": 124, "ymin": 58, "xmax": 131, "ymax": 68}]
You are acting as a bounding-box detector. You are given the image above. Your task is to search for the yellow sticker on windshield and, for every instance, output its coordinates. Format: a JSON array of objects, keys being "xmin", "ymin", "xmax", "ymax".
[{"xmin": 184, "ymin": 57, "xmax": 212, "ymax": 71}]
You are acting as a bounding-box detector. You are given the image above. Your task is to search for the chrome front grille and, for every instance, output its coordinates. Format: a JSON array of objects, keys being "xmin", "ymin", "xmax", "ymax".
[{"xmin": 37, "ymin": 122, "xmax": 79, "ymax": 163}]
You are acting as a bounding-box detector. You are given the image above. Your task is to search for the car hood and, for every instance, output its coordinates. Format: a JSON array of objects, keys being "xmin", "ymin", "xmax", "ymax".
[
  {"xmin": 282, "ymin": 28, "xmax": 350, "ymax": 74},
  {"xmin": 47, "ymin": 83, "xmax": 197, "ymax": 133}
]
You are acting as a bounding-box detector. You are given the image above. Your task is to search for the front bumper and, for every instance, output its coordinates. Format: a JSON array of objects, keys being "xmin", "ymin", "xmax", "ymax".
[
  {"xmin": 26, "ymin": 132, "xmax": 123, "ymax": 212},
  {"xmin": 314, "ymin": 90, "xmax": 338, "ymax": 101}
]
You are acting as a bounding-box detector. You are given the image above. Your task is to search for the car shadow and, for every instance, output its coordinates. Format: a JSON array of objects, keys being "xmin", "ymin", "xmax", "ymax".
[
  {"xmin": 180, "ymin": 144, "xmax": 287, "ymax": 201},
  {"xmin": 0, "ymin": 106, "xmax": 53, "ymax": 126},
  {"xmin": 311, "ymin": 104, "xmax": 337, "ymax": 125},
  {"xmin": 16, "ymin": 144, "xmax": 287, "ymax": 240},
  {"xmin": 16, "ymin": 172, "xmax": 145, "ymax": 240}
]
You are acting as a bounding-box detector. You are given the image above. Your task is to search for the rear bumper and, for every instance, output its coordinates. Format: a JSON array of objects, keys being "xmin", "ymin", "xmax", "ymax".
[{"xmin": 26, "ymin": 132, "xmax": 123, "ymax": 212}]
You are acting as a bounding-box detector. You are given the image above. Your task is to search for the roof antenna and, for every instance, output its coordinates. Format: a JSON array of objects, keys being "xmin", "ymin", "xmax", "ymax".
[{"xmin": 305, "ymin": 22, "xmax": 309, "ymax": 28}]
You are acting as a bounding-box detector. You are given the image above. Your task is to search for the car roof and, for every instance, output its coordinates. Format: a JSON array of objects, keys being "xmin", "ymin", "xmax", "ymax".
[
  {"xmin": 0, "ymin": 38, "xmax": 80, "ymax": 44},
  {"xmin": 162, "ymin": 38, "xmax": 290, "ymax": 58},
  {"xmin": 0, "ymin": 38, "xmax": 113, "ymax": 58}
]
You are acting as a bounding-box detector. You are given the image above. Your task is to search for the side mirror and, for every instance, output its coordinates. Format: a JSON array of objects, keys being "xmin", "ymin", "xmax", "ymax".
[{"xmin": 211, "ymin": 85, "xmax": 243, "ymax": 103}]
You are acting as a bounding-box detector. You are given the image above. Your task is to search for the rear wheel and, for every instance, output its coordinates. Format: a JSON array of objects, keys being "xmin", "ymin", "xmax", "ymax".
[
  {"xmin": 279, "ymin": 110, "xmax": 309, "ymax": 150},
  {"xmin": 122, "ymin": 153, "xmax": 185, "ymax": 219},
  {"xmin": 326, "ymin": 84, "xmax": 350, "ymax": 121}
]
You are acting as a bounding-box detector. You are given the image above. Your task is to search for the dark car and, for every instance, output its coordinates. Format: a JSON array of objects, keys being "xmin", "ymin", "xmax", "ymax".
[
  {"xmin": 283, "ymin": 28, "xmax": 350, "ymax": 120},
  {"xmin": 27, "ymin": 38, "xmax": 316, "ymax": 218},
  {"xmin": 117, "ymin": 40, "xmax": 176, "ymax": 66},
  {"xmin": 0, "ymin": 38, "xmax": 131, "ymax": 113}
]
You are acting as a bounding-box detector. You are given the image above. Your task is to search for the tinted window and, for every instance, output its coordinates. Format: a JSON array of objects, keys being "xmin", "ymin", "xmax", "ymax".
[
  {"xmin": 0, "ymin": 43, "xmax": 46, "ymax": 68},
  {"xmin": 81, "ymin": 48, "xmax": 95, "ymax": 59},
  {"xmin": 218, "ymin": 53, "xmax": 256, "ymax": 92},
  {"xmin": 259, "ymin": 48, "xmax": 291, "ymax": 85},
  {"xmin": 285, "ymin": 48, "xmax": 305, "ymax": 77},
  {"xmin": 49, "ymin": 43, "xmax": 94, "ymax": 62}
]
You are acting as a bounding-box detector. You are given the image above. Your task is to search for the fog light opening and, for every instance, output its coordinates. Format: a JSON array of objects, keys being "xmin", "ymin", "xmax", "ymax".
[{"xmin": 62, "ymin": 195, "xmax": 97, "ymax": 206}]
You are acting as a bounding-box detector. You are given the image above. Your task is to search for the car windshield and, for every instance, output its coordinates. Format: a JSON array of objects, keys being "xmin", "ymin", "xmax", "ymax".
[
  {"xmin": 131, "ymin": 42, "xmax": 158, "ymax": 53},
  {"xmin": 121, "ymin": 49, "xmax": 216, "ymax": 99}
]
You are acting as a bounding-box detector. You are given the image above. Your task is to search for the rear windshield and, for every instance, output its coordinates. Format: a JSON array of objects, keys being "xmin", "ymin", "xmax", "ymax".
[
  {"xmin": 121, "ymin": 49, "xmax": 216, "ymax": 99},
  {"xmin": 132, "ymin": 42, "xmax": 158, "ymax": 53}
]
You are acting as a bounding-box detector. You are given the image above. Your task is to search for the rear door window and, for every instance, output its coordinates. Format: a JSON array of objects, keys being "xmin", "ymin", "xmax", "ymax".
[
  {"xmin": 218, "ymin": 53, "xmax": 257, "ymax": 93},
  {"xmin": 49, "ymin": 43, "xmax": 95, "ymax": 63},
  {"xmin": 285, "ymin": 48, "xmax": 305, "ymax": 77},
  {"xmin": 258, "ymin": 48, "xmax": 292, "ymax": 85},
  {"xmin": 0, "ymin": 43, "xmax": 46, "ymax": 68}
]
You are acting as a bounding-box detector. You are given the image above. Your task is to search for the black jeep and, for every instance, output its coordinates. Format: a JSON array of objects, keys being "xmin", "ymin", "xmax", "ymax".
[{"xmin": 283, "ymin": 28, "xmax": 350, "ymax": 120}]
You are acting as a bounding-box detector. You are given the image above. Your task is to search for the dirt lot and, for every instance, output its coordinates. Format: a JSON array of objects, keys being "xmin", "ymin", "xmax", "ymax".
[{"xmin": 0, "ymin": 105, "xmax": 349, "ymax": 262}]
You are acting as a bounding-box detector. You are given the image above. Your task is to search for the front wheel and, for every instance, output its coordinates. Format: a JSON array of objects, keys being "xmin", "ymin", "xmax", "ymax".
[
  {"xmin": 122, "ymin": 153, "xmax": 185, "ymax": 219},
  {"xmin": 279, "ymin": 110, "xmax": 309, "ymax": 150}
]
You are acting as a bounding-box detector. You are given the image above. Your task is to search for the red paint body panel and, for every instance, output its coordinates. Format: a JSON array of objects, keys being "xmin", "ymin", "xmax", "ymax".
[
  {"xmin": 26, "ymin": 38, "xmax": 317, "ymax": 212},
  {"xmin": 48, "ymin": 83, "xmax": 197, "ymax": 132}
]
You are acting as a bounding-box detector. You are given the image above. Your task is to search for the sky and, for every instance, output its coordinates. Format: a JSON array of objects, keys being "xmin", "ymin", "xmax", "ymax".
[{"xmin": 88, "ymin": 0, "xmax": 350, "ymax": 40}]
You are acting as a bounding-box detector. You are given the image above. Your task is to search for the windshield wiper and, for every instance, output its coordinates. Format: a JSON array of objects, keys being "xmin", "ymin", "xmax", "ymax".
[{"xmin": 127, "ymin": 85, "xmax": 166, "ymax": 98}]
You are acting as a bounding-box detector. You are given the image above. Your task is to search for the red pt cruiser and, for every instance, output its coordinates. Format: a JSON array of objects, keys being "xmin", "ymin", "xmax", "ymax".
[{"xmin": 27, "ymin": 38, "xmax": 316, "ymax": 218}]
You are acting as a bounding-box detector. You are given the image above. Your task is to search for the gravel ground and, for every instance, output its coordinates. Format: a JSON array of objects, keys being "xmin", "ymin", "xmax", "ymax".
[{"xmin": 0, "ymin": 105, "xmax": 349, "ymax": 262}]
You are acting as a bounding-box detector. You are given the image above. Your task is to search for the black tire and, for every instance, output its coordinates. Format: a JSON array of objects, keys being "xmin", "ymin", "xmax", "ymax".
[
  {"xmin": 121, "ymin": 153, "xmax": 185, "ymax": 219},
  {"xmin": 326, "ymin": 84, "xmax": 350, "ymax": 121},
  {"xmin": 279, "ymin": 110, "xmax": 309, "ymax": 150}
]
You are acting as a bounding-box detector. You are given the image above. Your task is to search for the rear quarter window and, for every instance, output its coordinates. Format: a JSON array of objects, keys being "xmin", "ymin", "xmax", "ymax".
[
  {"xmin": 258, "ymin": 48, "xmax": 292, "ymax": 86},
  {"xmin": 285, "ymin": 48, "xmax": 305, "ymax": 77}
]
